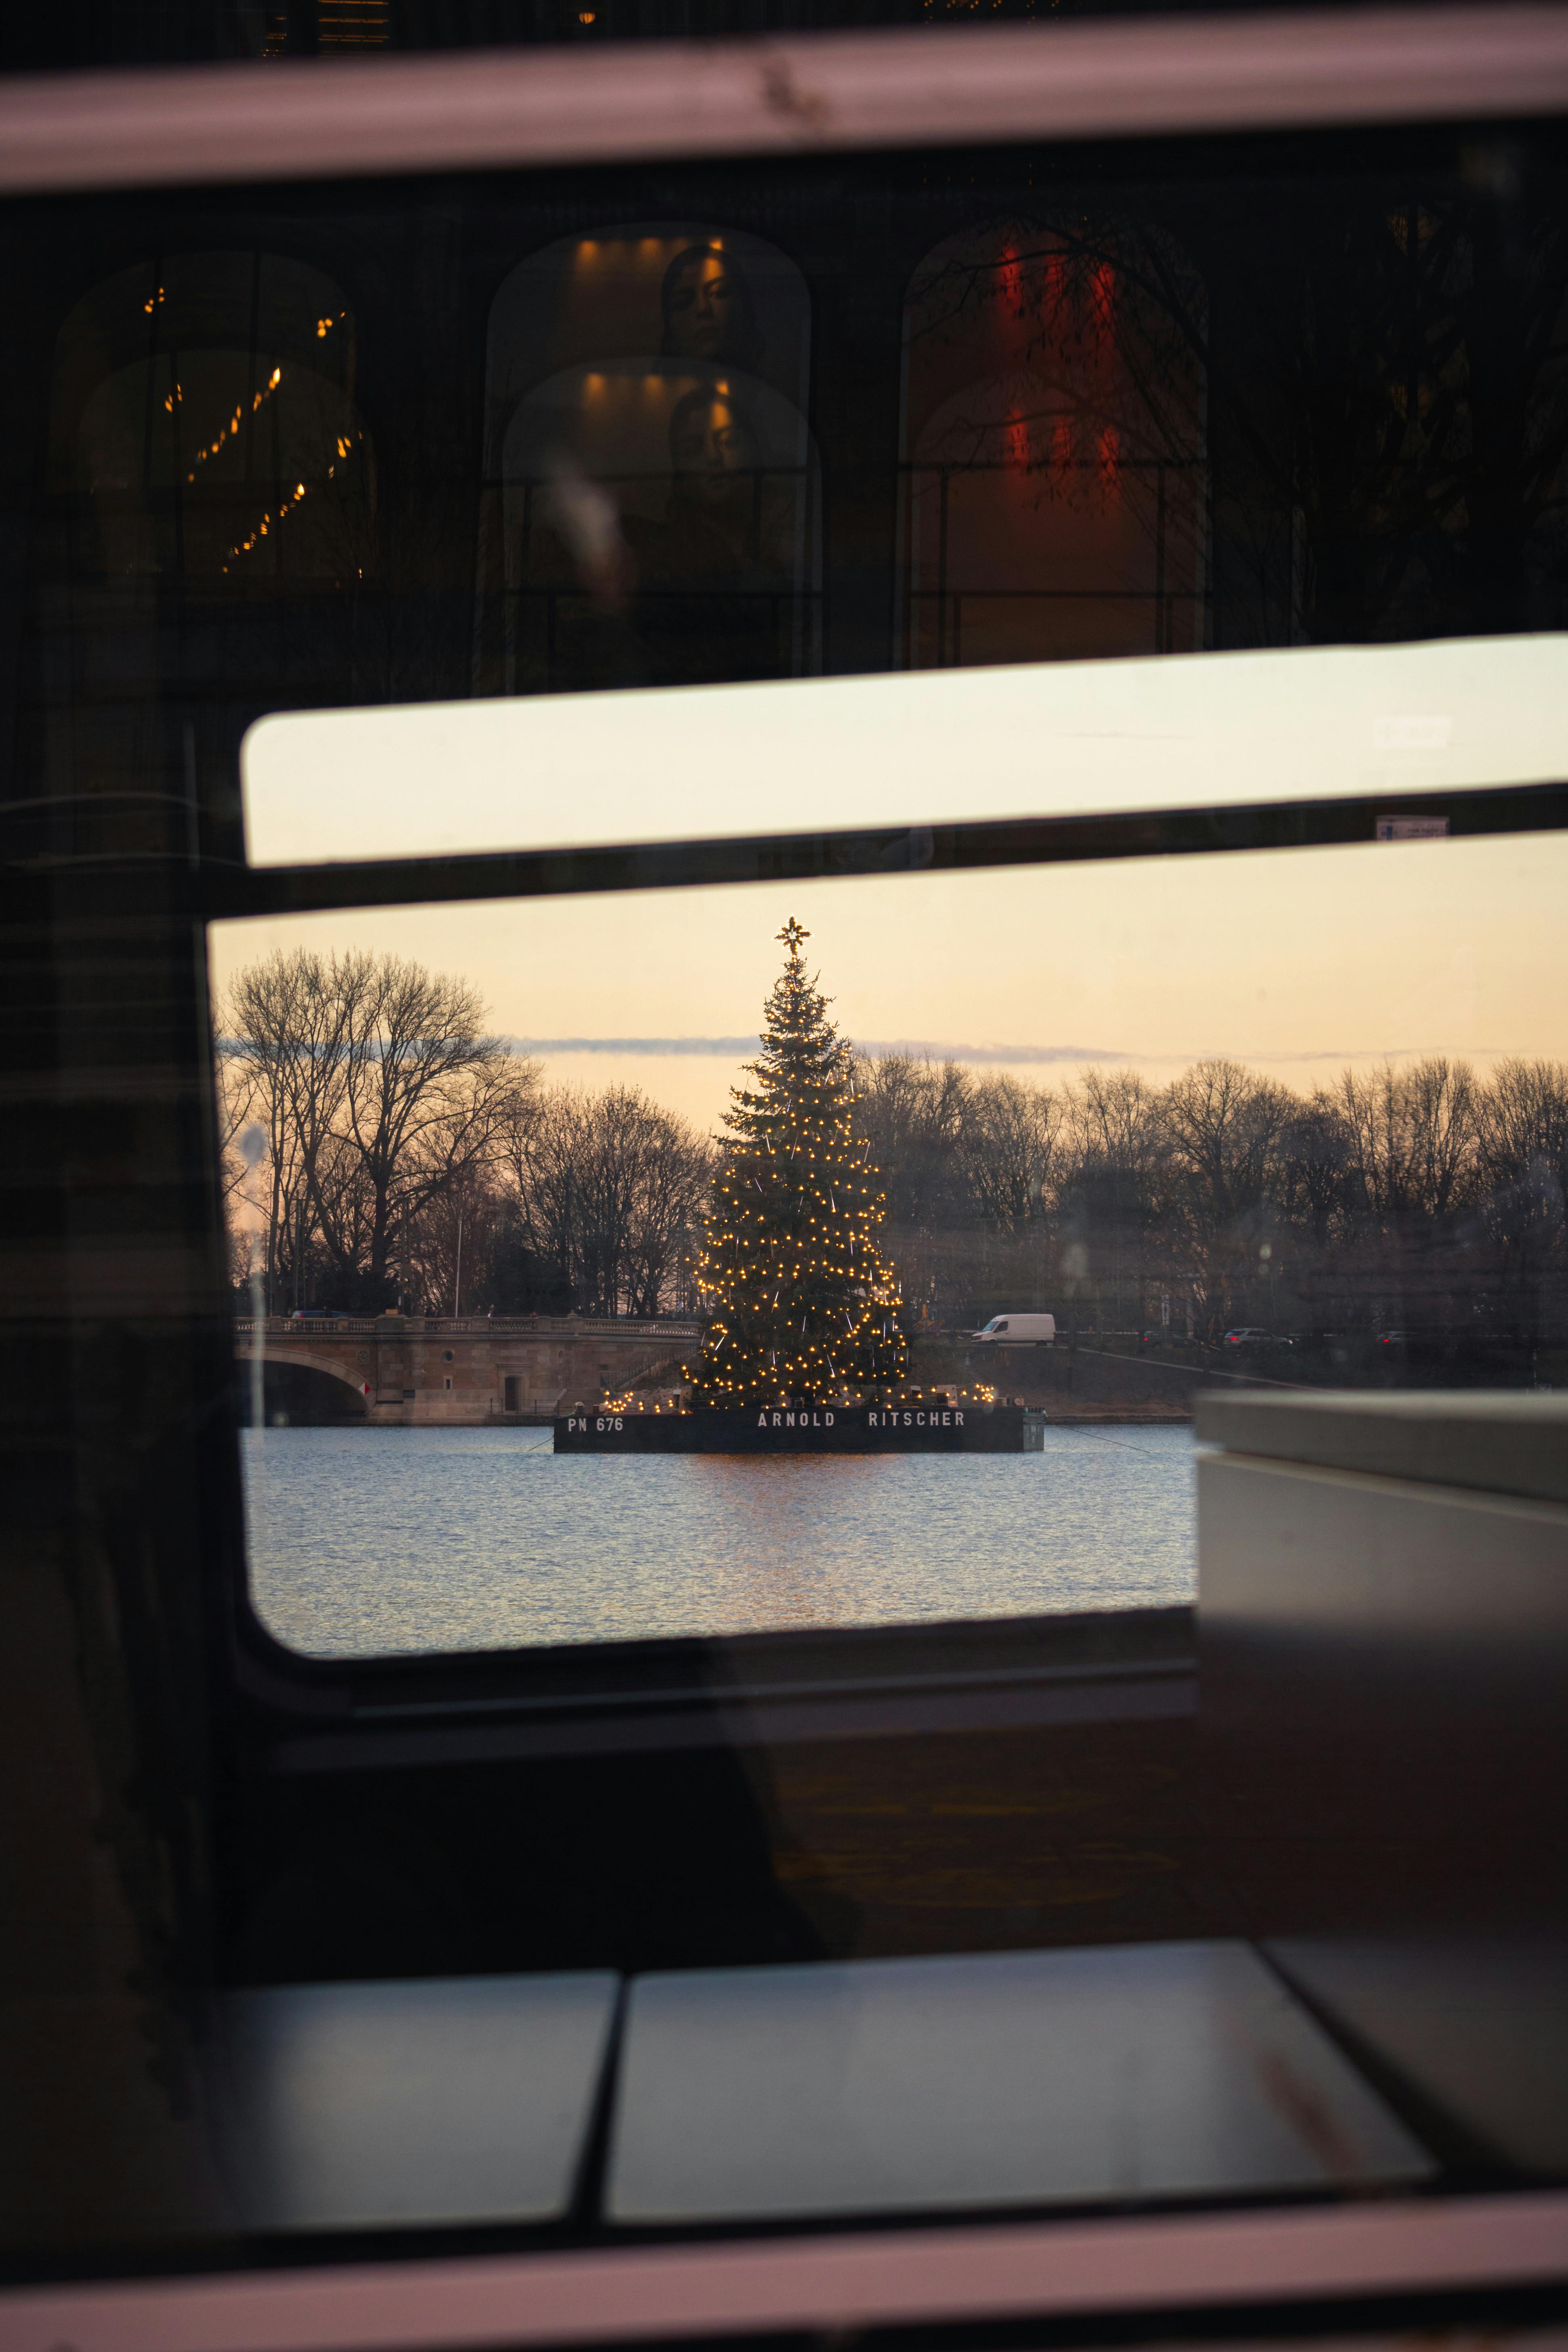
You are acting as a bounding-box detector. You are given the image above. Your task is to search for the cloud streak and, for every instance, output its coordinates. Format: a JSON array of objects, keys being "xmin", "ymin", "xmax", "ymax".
[
  {"xmin": 507, "ymin": 1035, "xmax": 1132, "ymax": 1063},
  {"xmin": 507, "ymin": 1036, "xmax": 1483, "ymax": 1065}
]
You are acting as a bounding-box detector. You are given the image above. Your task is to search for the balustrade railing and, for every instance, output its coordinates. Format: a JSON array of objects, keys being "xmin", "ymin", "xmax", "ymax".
[{"xmin": 233, "ymin": 1315, "xmax": 701, "ymax": 1340}]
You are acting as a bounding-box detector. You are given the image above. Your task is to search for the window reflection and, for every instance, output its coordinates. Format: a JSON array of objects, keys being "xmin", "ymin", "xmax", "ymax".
[
  {"xmin": 477, "ymin": 225, "xmax": 820, "ymax": 694},
  {"xmin": 55, "ymin": 253, "xmax": 373, "ymax": 590},
  {"xmin": 35, "ymin": 251, "xmax": 375, "ymax": 853},
  {"xmin": 900, "ymin": 221, "xmax": 1207, "ymax": 668}
]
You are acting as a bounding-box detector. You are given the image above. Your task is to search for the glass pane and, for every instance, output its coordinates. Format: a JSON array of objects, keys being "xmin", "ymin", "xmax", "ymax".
[
  {"xmin": 19, "ymin": 126, "xmax": 1568, "ymax": 870},
  {"xmin": 238, "ymin": 633, "xmax": 1568, "ymax": 863},
  {"xmin": 212, "ymin": 818, "xmax": 1568, "ymax": 1657}
]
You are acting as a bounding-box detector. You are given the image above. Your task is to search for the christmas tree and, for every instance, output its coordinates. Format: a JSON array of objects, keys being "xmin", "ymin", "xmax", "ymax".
[{"xmin": 688, "ymin": 920, "xmax": 908, "ymax": 1409}]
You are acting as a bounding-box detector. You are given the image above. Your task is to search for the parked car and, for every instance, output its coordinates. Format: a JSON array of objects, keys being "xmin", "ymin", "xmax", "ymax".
[{"xmin": 1221, "ymin": 1328, "xmax": 1294, "ymax": 1348}]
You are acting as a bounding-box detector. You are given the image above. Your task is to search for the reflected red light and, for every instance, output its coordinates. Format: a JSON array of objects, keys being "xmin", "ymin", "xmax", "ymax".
[{"xmin": 1092, "ymin": 260, "xmax": 1116, "ymax": 349}]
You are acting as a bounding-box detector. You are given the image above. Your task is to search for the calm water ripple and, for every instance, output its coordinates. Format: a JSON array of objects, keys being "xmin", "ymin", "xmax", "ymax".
[{"xmin": 242, "ymin": 1424, "xmax": 1196, "ymax": 1658}]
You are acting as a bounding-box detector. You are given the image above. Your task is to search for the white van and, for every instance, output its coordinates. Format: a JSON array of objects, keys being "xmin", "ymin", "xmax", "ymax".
[{"xmin": 969, "ymin": 1314, "xmax": 1057, "ymax": 1345}]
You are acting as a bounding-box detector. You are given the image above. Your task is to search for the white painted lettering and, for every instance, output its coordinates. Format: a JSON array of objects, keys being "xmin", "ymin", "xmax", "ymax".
[
  {"xmin": 942, "ymin": 1411, "xmax": 951, "ymax": 1426},
  {"xmin": 597, "ymin": 1417, "xmax": 606, "ymax": 1432},
  {"xmin": 826, "ymin": 1412, "xmax": 835, "ymax": 1426},
  {"xmin": 902, "ymin": 1411, "xmax": 912, "ymax": 1427},
  {"xmin": 757, "ymin": 1413, "xmax": 768, "ymax": 1428},
  {"xmin": 956, "ymin": 1411, "xmax": 965, "ymax": 1427},
  {"xmin": 771, "ymin": 1413, "xmax": 782, "ymax": 1428},
  {"xmin": 868, "ymin": 1411, "xmax": 878, "ymax": 1428},
  {"xmin": 786, "ymin": 1411, "xmax": 796, "ymax": 1427},
  {"xmin": 614, "ymin": 1417, "xmax": 623, "ymax": 1430},
  {"xmin": 917, "ymin": 1411, "xmax": 925, "ymax": 1425}
]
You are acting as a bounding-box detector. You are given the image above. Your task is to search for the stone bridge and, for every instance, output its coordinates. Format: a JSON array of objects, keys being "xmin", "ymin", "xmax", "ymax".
[{"xmin": 234, "ymin": 1314, "xmax": 702, "ymax": 1426}]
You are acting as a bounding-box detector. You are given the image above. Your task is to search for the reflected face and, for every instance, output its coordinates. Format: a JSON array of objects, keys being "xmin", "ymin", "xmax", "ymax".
[
  {"xmin": 671, "ymin": 396, "xmax": 753, "ymax": 504},
  {"xmin": 664, "ymin": 254, "xmax": 739, "ymax": 360}
]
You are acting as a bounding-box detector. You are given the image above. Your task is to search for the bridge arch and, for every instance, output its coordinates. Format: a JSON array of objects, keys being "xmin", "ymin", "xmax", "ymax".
[{"xmin": 246, "ymin": 1348, "xmax": 369, "ymax": 1428}]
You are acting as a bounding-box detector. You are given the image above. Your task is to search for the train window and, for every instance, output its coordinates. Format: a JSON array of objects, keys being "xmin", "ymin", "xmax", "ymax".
[
  {"xmin": 2, "ymin": 99, "xmax": 1561, "ymax": 1685},
  {"xmin": 9, "ymin": 111, "xmax": 1562, "ymax": 1676},
  {"xmin": 214, "ymin": 803, "xmax": 1568, "ymax": 1659},
  {"xmin": 7, "ymin": 6, "xmax": 1568, "ymax": 2308}
]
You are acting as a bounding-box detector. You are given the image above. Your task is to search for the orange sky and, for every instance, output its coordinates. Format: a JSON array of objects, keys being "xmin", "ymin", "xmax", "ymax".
[{"xmin": 210, "ymin": 825, "xmax": 1568, "ymax": 1134}]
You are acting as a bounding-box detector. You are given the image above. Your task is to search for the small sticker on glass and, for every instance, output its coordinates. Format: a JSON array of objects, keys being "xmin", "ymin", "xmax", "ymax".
[{"xmin": 1375, "ymin": 815, "xmax": 1449, "ymax": 841}]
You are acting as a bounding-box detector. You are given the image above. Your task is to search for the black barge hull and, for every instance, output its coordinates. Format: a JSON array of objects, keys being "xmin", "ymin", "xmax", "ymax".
[{"xmin": 553, "ymin": 1405, "xmax": 1043, "ymax": 1453}]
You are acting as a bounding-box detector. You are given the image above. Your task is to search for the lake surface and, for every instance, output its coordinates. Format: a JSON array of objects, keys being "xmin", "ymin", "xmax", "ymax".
[{"xmin": 242, "ymin": 1424, "xmax": 1196, "ymax": 1658}]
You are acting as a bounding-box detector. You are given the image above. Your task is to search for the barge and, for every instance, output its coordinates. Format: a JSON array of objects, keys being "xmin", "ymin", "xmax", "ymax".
[{"xmin": 553, "ymin": 1403, "xmax": 1044, "ymax": 1453}]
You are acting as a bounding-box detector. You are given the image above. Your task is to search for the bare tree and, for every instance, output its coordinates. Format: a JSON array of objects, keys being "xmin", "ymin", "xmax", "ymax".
[
  {"xmin": 960, "ymin": 1071, "xmax": 1061, "ymax": 1235},
  {"xmin": 1333, "ymin": 1058, "xmax": 1478, "ymax": 1229},
  {"xmin": 224, "ymin": 947, "xmax": 531, "ymax": 1309},
  {"xmin": 225, "ymin": 950, "xmax": 346, "ymax": 1308},
  {"xmin": 1161, "ymin": 1059, "xmax": 1293, "ymax": 1336},
  {"xmin": 1474, "ymin": 1057, "xmax": 1568, "ymax": 1340},
  {"xmin": 502, "ymin": 1082, "xmax": 711, "ymax": 1318},
  {"xmin": 211, "ymin": 1028, "xmax": 259, "ymax": 1204},
  {"xmin": 851, "ymin": 1054, "xmax": 973, "ymax": 1228}
]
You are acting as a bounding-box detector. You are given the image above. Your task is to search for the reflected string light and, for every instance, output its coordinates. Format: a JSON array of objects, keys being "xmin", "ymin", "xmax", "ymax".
[
  {"xmin": 186, "ymin": 366, "xmax": 284, "ymax": 484},
  {"xmin": 221, "ymin": 430, "xmax": 359, "ymax": 570}
]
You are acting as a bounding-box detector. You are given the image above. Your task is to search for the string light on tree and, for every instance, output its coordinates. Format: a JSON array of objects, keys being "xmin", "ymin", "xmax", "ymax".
[{"xmin": 685, "ymin": 919, "xmax": 910, "ymax": 1409}]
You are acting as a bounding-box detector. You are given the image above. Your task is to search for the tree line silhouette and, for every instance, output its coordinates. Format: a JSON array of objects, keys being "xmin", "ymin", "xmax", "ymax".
[
  {"xmin": 218, "ymin": 948, "xmax": 1568, "ymax": 1357},
  {"xmin": 216, "ymin": 948, "xmax": 709, "ymax": 1319},
  {"xmin": 855, "ymin": 1052, "xmax": 1568, "ymax": 1355}
]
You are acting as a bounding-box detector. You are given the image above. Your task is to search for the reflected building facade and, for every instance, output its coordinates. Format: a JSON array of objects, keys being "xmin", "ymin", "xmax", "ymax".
[
  {"xmin": 900, "ymin": 222, "xmax": 1207, "ymax": 669},
  {"xmin": 477, "ymin": 223, "xmax": 820, "ymax": 696}
]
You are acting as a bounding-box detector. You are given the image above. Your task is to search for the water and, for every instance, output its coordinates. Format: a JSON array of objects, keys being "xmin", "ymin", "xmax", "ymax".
[{"xmin": 242, "ymin": 1424, "xmax": 1196, "ymax": 1658}]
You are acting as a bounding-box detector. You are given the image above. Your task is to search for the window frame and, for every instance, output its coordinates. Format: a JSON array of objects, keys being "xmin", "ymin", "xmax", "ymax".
[
  {"xmin": 199, "ymin": 767, "xmax": 1568, "ymax": 1741},
  {"xmin": 3, "ymin": 5, "xmax": 1567, "ymax": 197},
  {"xmin": 8, "ymin": 23, "xmax": 1568, "ymax": 2334}
]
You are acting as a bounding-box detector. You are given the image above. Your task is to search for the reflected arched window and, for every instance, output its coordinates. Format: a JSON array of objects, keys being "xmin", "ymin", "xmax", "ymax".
[
  {"xmin": 476, "ymin": 225, "xmax": 820, "ymax": 694},
  {"xmin": 50, "ymin": 253, "xmax": 373, "ymax": 593},
  {"xmin": 900, "ymin": 221, "xmax": 1207, "ymax": 669}
]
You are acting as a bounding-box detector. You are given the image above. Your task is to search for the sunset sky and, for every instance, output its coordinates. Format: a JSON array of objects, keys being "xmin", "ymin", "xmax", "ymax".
[
  {"xmin": 217, "ymin": 634, "xmax": 1568, "ymax": 1130},
  {"xmin": 209, "ymin": 824, "xmax": 1568, "ymax": 1133}
]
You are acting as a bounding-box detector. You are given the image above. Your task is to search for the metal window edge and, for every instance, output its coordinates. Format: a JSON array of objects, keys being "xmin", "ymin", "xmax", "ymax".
[
  {"xmin": 3, "ymin": 5, "xmax": 1568, "ymax": 198},
  {"xmin": 5, "ymin": 2190, "xmax": 1566, "ymax": 2351}
]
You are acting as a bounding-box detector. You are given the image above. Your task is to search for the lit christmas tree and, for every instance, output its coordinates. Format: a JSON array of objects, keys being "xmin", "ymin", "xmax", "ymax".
[{"xmin": 688, "ymin": 920, "xmax": 909, "ymax": 1409}]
